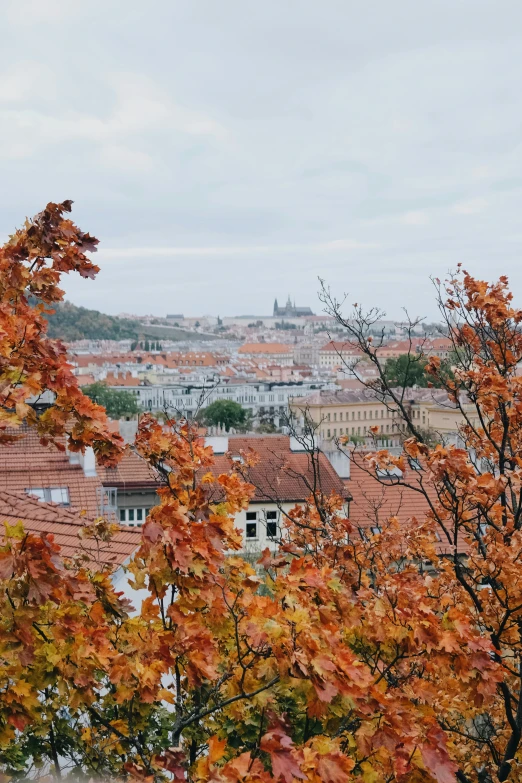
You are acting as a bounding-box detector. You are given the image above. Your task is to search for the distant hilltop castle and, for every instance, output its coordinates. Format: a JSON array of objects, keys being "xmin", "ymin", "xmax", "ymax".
[{"xmin": 273, "ymin": 295, "xmax": 314, "ymax": 318}]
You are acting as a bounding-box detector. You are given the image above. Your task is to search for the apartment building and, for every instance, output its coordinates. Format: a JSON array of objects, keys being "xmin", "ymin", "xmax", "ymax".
[
  {"xmin": 290, "ymin": 387, "xmax": 474, "ymax": 445},
  {"xmin": 319, "ymin": 341, "xmax": 362, "ymax": 369},
  {"xmin": 0, "ymin": 425, "xmax": 160, "ymax": 529},
  {"xmin": 115, "ymin": 379, "xmax": 333, "ymax": 428}
]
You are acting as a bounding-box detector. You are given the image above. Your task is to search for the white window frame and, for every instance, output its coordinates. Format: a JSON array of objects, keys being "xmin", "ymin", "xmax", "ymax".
[
  {"xmin": 26, "ymin": 487, "xmax": 70, "ymax": 506},
  {"xmin": 245, "ymin": 510, "xmax": 258, "ymax": 540}
]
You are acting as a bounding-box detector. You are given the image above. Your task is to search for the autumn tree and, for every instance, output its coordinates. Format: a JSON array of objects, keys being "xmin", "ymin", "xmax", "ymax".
[
  {"xmin": 319, "ymin": 269, "xmax": 522, "ymax": 781},
  {"xmin": 0, "ymin": 203, "xmax": 515, "ymax": 783}
]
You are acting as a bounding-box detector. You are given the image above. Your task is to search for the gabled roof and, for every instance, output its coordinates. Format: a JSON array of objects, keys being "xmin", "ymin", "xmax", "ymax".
[
  {"xmin": 347, "ymin": 457, "xmax": 461, "ymax": 554},
  {"xmin": 292, "ymin": 387, "xmax": 455, "ymax": 408},
  {"xmin": 238, "ymin": 343, "xmax": 293, "ymax": 355},
  {"xmin": 207, "ymin": 435, "xmax": 351, "ymax": 503},
  {"xmin": 0, "ymin": 428, "xmax": 102, "ymax": 517},
  {"xmin": 0, "ymin": 490, "xmax": 140, "ymax": 567}
]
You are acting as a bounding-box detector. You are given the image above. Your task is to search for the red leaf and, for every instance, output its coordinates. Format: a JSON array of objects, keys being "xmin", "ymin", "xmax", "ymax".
[{"xmin": 0, "ymin": 551, "xmax": 14, "ymax": 580}]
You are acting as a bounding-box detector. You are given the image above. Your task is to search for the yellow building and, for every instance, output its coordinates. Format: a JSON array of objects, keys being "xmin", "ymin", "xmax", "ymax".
[{"xmin": 290, "ymin": 387, "xmax": 475, "ymax": 446}]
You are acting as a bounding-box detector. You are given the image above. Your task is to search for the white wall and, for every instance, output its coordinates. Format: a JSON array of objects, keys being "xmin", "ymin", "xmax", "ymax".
[{"xmin": 234, "ymin": 501, "xmax": 298, "ymax": 554}]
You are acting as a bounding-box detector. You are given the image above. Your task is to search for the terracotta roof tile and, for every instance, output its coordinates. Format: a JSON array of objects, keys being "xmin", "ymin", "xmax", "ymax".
[
  {"xmin": 0, "ymin": 490, "xmax": 140, "ymax": 567},
  {"xmin": 101, "ymin": 450, "xmax": 159, "ymax": 489},
  {"xmin": 347, "ymin": 458, "xmax": 463, "ymax": 554},
  {"xmin": 205, "ymin": 435, "xmax": 350, "ymax": 503},
  {"xmin": 238, "ymin": 343, "xmax": 293, "ymax": 355},
  {"xmin": 0, "ymin": 428, "xmax": 102, "ymax": 517}
]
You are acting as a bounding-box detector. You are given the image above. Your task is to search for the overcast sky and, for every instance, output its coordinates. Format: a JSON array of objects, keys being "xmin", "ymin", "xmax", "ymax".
[{"xmin": 2, "ymin": 0, "xmax": 522, "ymax": 319}]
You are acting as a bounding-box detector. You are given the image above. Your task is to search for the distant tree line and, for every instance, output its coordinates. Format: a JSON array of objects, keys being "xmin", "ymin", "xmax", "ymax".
[
  {"xmin": 83, "ymin": 382, "xmax": 139, "ymax": 419},
  {"xmin": 383, "ymin": 352, "xmax": 455, "ymax": 388},
  {"xmin": 44, "ymin": 301, "xmax": 140, "ymax": 341}
]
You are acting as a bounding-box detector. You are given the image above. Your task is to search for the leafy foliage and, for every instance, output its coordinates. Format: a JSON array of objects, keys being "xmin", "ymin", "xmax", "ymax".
[
  {"xmin": 44, "ymin": 301, "xmax": 140, "ymax": 342},
  {"xmin": 83, "ymin": 382, "xmax": 139, "ymax": 419},
  {"xmin": 0, "ymin": 200, "xmax": 123, "ymax": 464},
  {"xmin": 2, "ymin": 206, "xmax": 522, "ymax": 783},
  {"xmin": 202, "ymin": 399, "xmax": 251, "ymax": 431},
  {"xmin": 383, "ymin": 352, "xmax": 454, "ymax": 388}
]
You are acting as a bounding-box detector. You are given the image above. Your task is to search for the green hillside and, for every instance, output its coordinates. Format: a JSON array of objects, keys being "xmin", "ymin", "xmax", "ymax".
[
  {"xmin": 45, "ymin": 302, "xmax": 140, "ymax": 341},
  {"xmin": 43, "ymin": 302, "xmax": 220, "ymax": 342}
]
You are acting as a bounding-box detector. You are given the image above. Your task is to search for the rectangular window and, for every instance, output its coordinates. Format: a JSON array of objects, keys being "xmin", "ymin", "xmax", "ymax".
[
  {"xmin": 246, "ymin": 511, "xmax": 258, "ymax": 539},
  {"xmin": 26, "ymin": 487, "xmax": 70, "ymax": 506},
  {"xmin": 266, "ymin": 510, "xmax": 278, "ymax": 538},
  {"xmin": 26, "ymin": 488, "xmax": 45, "ymax": 501},
  {"xmin": 358, "ymin": 411, "xmax": 361, "ymax": 420},
  {"xmin": 50, "ymin": 487, "xmax": 70, "ymax": 504},
  {"xmin": 333, "ymin": 413, "xmax": 337, "ymax": 422},
  {"xmin": 136, "ymin": 508, "xmax": 143, "ymax": 521},
  {"xmin": 128, "ymin": 509, "xmax": 135, "ymax": 522},
  {"xmin": 119, "ymin": 509, "xmax": 126, "ymax": 522},
  {"xmin": 369, "ymin": 410, "xmax": 372, "ymax": 419},
  {"xmin": 327, "ymin": 429, "xmax": 331, "ymax": 437}
]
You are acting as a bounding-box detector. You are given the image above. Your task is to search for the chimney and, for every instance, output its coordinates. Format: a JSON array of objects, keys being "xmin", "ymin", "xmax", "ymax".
[
  {"xmin": 323, "ymin": 448, "xmax": 350, "ymax": 479},
  {"xmin": 79, "ymin": 447, "xmax": 97, "ymax": 477},
  {"xmin": 289, "ymin": 434, "xmax": 316, "ymax": 452},
  {"xmin": 204, "ymin": 436, "xmax": 229, "ymax": 455},
  {"xmin": 119, "ymin": 419, "xmax": 139, "ymax": 444}
]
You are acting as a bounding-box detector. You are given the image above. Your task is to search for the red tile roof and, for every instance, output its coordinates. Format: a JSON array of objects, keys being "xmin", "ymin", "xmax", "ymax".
[
  {"xmin": 347, "ymin": 457, "xmax": 460, "ymax": 554},
  {"xmin": 0, "ymin": 490, "xmax": 140, "ymax": 567},
  {"xmin": 101, "ymin": 450, "xmax": 159, "ymax": 489},
  {"xmin": 0, "ymin": 428, "xmax": 102, "ymax": 517},
  {"xmin": 238, "ymin": 343, "xmax": 293, "ymax": 355},
  {"xmin": 208, "ymin": 435, "xmax": 351, "ymax": 503},
  {"xmin": 105, "ymin": 372, "xmax": 141, "ymax": 386}
]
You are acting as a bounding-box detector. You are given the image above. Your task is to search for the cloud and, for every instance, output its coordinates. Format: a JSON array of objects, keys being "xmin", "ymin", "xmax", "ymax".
[
  {"xmin": 400, "ymin": 211, "xmax": 430, "ymax": 226},
  {"xmin": 0, "ymin": 61, "xmax": 56, "ymax": 102},
  {"xmin": 5, "ymin": 0, "xmax": 84, "ymax": 25},
  {"xmin": 320, "ymin": 239, "xmax": 381, "ymax": 250},
  {"xmin": 99, "ymin": 240, "xmax": 380, "ymax": 260},
  {"xmin": 452, "ymin": 198, "xmax": 489, "ymax": 215},
  {"xmin": 98, "ymin": 144, "xmax": 154, "ymax": 172},
  {"xmin": 2, "ymin": 0, "xmax": 522, "ymax": 318},
  {"xmin": 0, "ymin": 70, "xmax": 227, "ymax": 162}
]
